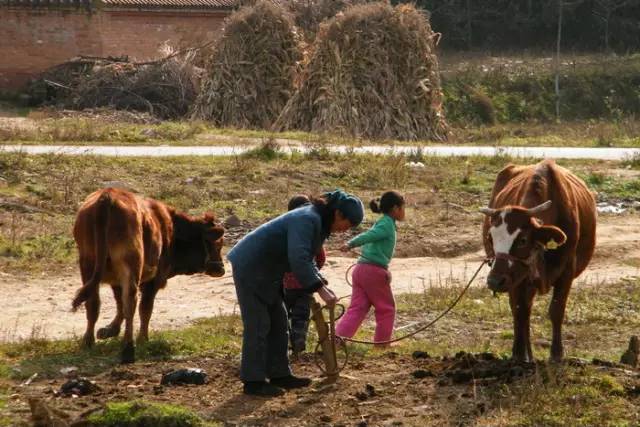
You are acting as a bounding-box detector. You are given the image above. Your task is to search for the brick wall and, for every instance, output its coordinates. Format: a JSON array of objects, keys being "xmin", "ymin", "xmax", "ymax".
[{"xmin": 0, "ymin": 7, "xmax": 228, "ymax": 90}]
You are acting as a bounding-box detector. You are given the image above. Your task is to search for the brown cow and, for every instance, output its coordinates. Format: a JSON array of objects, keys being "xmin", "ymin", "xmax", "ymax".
[
  {"xmin": 72, "ymin": 188, "xmax": 225, "ymax": 364},
  {"xmin": 481, "ymin": 159, "xmax": 596, "ymax": 362}
]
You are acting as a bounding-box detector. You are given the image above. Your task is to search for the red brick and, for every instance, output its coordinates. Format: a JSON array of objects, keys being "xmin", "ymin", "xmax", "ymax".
[{"xmin": 0, "ymin": 8, "xmax": 227, "ymax": 90}]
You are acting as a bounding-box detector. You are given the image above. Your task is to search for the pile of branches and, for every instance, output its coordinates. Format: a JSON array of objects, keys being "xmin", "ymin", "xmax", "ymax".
[
  {"xmin": 274, "ymin": 2, "xmax": 449, "ymax": 141},
  {"xmin": 26, "ymin": 52, "xmax": 198, "ymax": 120},
  {"xmin": 191, "ymin": 1, "xmax": 302, "ymax": 129}
]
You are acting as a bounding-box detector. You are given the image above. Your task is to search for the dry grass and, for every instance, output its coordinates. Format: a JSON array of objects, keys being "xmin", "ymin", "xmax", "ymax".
[
  {"xmin": 274, "ymin": 2, "xmax": 448, "ymax": 141},
  {"xmin": 192, "ymin": 1, "xmax": 302, "ymax": 129},
  {"xmin": 1, "ymin": 152, "xmax": 639, "ymax": 277}
]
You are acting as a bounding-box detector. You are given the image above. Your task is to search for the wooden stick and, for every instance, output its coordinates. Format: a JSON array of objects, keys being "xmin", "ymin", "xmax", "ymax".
[{"xmin": 311, "ymin": 300, "xmax": 338, "ymax": 378}]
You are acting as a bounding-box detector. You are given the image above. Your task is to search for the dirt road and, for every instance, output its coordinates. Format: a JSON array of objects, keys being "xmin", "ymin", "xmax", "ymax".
[{"xmin": 0, "ymin": 215, "xmax": 638, "ymax": 342}]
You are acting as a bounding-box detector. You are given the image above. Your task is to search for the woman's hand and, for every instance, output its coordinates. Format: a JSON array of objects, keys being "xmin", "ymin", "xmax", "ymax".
[{"xmin": 317, "ymin": 285, "xmax": 337, "ymax": 308}]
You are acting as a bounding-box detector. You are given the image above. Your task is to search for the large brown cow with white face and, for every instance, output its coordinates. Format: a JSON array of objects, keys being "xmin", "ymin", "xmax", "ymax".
[
  {"xmin": 481, "ymin": 159, "xmax": 596, "ymax": 362},
  {"xmin": 72, "ymin": 188, "xmax": 225, "ymax": 364}
]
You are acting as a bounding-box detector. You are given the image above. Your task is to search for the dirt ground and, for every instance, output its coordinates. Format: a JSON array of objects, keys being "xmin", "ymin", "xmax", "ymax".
[
  {"xmin": 15, "ymin": 350, "xmax": 640, "ymax": 427},
  {"xmin": 1, "ymin": 213, "xmax": 638, "ymax": 342}
]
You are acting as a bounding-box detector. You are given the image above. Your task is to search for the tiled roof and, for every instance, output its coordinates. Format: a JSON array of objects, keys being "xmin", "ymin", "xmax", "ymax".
[
  {"xmin": 101, "ymin": 0, "xmax": 236, "ymax": 9},
  {"xmin": 1, "ymin": 0, "xmax": 93, "ymax": 7},
  {"xmin": 1, "ymin": 0, "xmax": 236, "ymax": 9}
]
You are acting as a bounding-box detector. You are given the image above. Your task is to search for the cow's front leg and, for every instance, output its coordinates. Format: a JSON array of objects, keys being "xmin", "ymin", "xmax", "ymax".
[
  {"xmin": 509, "ymin": 284, "xmax": 537, "ymax": 363},
  {"xmin": 97, "ymin": 285, "xmax": 123, "ymax": 340},
  {"xmin": 549, "ymin": 269, "xmax": 574, "ymax": 362},
  {"xmin": 137, "ymin": 281, "xmax": 161, "ymax": 343}
]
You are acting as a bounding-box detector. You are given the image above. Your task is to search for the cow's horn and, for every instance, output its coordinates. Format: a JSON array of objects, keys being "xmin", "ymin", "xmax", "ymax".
[
  {"xmin": 527, "ymin": 200, "xmax": 552, "ymax": 215},
  {"xmin": 479, "ymin": 207, "xmax": 497, "ymax": 216}
]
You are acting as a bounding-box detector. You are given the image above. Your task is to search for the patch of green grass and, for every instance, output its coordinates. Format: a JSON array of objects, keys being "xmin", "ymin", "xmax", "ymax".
[
  {"xmin": 241, "ymin": 139, "xmax": 285, "ymax": 161},
  {"xmin": 443, "ymin": 56, "xmax": 640, "ymax": 126},
  {"xmin": 0, "ymin": 315, "xmax": 242, "ymax": 380},
  {"xmin": 490, "ymin": 366, "xmax": 636, "ymax": 427},
  {"xmin": 0, "ymin": 364, "xmax": 10, "ymax": 380},
  {"xmin": 579, "ymin": 171, "xmax": 640, "ymax": 200},
  {"xmin": 0, "ymin": 397, "xmax": 10, "ymax": 427},
  {"xmin": 388, "ymin": 277, "xmax": 640, "ymax": 361},
  {"xmin": 88, "ymin": 401, "xmax": 219, "ymax": 427}
]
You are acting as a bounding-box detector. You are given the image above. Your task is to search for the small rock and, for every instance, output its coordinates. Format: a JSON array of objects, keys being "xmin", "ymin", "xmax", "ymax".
[
  {"xmin": 153, "ymin": 385, "xmax": 164, "ymax": 395},
  {"xmin": 60, "ymin": 378, "xmax": 99, "ymax": 396},
  {"xmin": 365, "ymin": 384, "xmax": 376, "ymax": 397},
  {"xmin": 161, "ymin": 368, "xmax": 208, "ymax": 386},
  {"xmin": 355, "ymin": 391, "xmax": 368, "ymax": 401},
  {"xmin": 319, "ymin": 415, "xmax": 331, "ymax": 422},
  {"xmin": 224, "ymin": 214, "xmax": 242, "ymax": 228},
  {"xmin": 411, "ymin": 369, "xmax": 434, "ymax": 379},
  {"xmin": 21, "ymin": 372, "xmax": 38, "ymax": 386},
  {"xmin": 405, "ymin": 161, "xmax": 426, "ymax": 168},
  {"xmin": 412, "ymin": 351, "xmax": 430, "ymax": 359},
  {"xmin": 59, "ymin": 367, "xmax": 78, "ymax": 378}
]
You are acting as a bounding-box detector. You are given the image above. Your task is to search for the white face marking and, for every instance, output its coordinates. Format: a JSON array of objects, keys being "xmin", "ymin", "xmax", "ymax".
[{"xmin": 489, "ymin": 211, "xmax": 521, "ymax": 267}]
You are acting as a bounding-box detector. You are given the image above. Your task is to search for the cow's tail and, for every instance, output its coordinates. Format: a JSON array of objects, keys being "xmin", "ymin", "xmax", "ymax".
[{"xmin": 72, "ymin": 192, "xmax": 111, "ymax": 311}]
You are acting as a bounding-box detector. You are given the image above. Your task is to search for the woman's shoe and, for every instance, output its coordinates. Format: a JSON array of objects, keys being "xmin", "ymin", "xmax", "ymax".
[
  {"xmin": 243, "ymin": 381, "xmax": 285, "ymax": 397},
  {"xmin": 269, "ymin": 375, "xmax": 312, "ymax": 389}
]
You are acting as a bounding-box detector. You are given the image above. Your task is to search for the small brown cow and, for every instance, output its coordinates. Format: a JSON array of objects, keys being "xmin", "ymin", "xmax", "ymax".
[
  {"xmin": 481, "ymin": 159, "xmax": 596, "ymax": 362},
  {"xmin": 72, "ymin": 188, "xmax": 225, "ymax": 363}
]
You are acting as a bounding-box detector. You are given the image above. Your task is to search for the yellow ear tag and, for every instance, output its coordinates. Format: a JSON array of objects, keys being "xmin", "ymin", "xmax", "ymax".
[{"xmin": 546, "ymin": 239, "xmax": 559, "ymax": 250}]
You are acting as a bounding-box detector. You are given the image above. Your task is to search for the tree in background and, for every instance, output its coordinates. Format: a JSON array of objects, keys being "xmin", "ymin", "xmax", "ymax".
[{"xmin": 400, "ymin": 0, "xmax": 640, "ymax": 52}]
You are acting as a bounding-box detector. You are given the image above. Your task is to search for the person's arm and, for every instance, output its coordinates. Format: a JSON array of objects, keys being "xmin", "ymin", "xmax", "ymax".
[
  {"xmin": 348, "ymin": 217, "xmax": 392, "ymax": 248},
  {"xmin": 287, "ymin": 215, "xmax": 324, "ymax": 293},
  {"xmin": 315, "ymin": 246, "xmax": 326, "ymax": 270}
]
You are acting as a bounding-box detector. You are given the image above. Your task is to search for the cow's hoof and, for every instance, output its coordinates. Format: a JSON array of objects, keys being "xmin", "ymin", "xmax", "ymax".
[
  {"xmin": 97, "ymin": 325, "xmax": 120, "ymax": 340},
  {"xmin": 121, "ymin": 344, "xmax": 135, "ymax": 364},
  {"xmin": 82, "ymin": 334, "xmax": 95, "ymax": 349}
]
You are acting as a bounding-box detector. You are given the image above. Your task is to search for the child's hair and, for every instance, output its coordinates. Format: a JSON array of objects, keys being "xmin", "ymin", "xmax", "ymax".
[
  {"xmin": 288, "ymin": 194, "xmax": 310, "ymax": 211},
  {"xmin": 370, "ymin": 191, "xmax": 405, "ymax": 214}
]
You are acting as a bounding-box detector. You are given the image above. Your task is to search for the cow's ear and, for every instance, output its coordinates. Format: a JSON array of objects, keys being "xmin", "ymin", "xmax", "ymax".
[
  {"xmin": 206, "ymin": 226, "xmax": 224, "ymax": 241},
  {"xmin": 533, "ymin": 225, "xmax": 567, "ymax": 250}
]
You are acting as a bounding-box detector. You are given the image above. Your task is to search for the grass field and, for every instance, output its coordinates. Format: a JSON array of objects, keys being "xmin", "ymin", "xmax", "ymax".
[
  {"xmin": 1, "ymin": 150, "xmax": 639, "ymax": 275},
  {"xmin": 1, "ymin": 277, "xmax": 640, "ymax": 426}
]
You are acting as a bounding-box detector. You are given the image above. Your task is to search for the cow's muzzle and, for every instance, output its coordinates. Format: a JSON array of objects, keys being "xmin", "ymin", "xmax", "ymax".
[{"xmin": 205, "ymin": 260, "xmax": 225, "ymax": 277}]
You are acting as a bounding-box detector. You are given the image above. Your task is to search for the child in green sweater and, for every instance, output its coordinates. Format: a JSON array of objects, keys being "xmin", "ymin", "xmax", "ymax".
[{"xmin": 336, "ymin": 191, "xmax": 405, "ymax": 344}]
